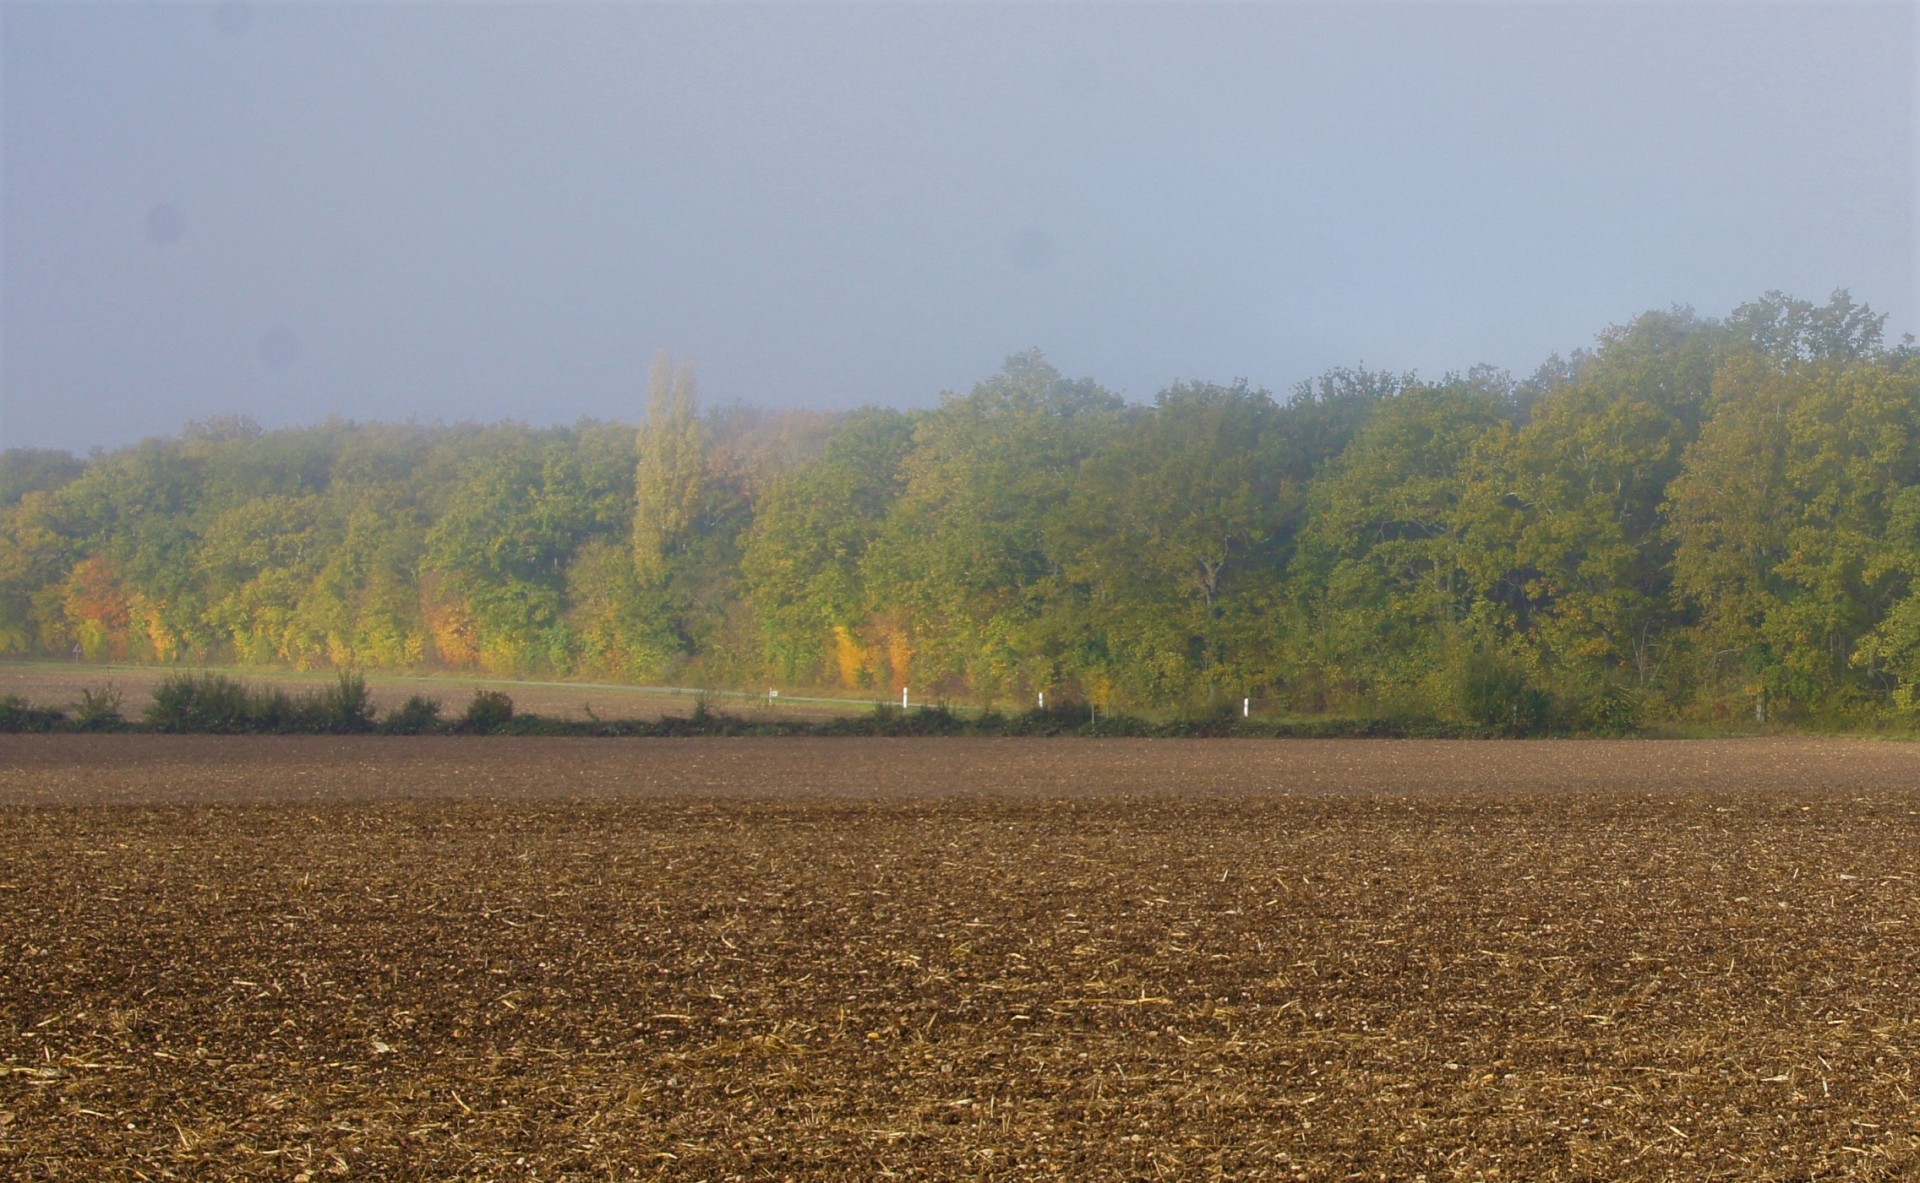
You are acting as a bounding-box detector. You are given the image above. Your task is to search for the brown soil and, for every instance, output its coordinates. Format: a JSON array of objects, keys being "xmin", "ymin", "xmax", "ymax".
[{"xmin": 4, "ymin": 737, "xmax": 1920, "ymax": 1180}]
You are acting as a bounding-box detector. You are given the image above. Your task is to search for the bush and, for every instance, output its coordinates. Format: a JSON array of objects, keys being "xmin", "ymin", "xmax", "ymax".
[
  {"xmin": 71, "ymin": 683, "xmax": 125, "ymax": 731},
  {"xmin": 316, "ymin": 673, "xmax": 376, "ymax": 733},
  {"xmin": 1456, "ymin": 648, "xmax": 1551, "ymax": 737},
  {"xmin": 887, "ymin": 704, "xmax": 968, "ymax": 736},
  {"xmin": 147, "ymin": 673, "xmax": 257, "ymax": 732},
  {"xmin": 251, "ymin": 688, "xmax": 305, "ymax": 732},
  {"xmin": 144, "ymin": 672, "xmax": 369, "ymax": 734},
  {"xmin": 0, "ymin": 693, "xmax": 64, "ymax": 732},
  {"xmin": 1578, "ymin": 681, "xmax": 1644, "ymax": 737},
  {"xmin": 655, "ymin": 699, "xmax": 748, "ymax": 736},
  {"xmin": 459, "ymin": 690, "xmax": 515, "ymax": 733},
  {"xmin": 381, "ymin": 694, "xmax": 443, "ymax": 735},
  {"xmin": 1008, "ymin": 699, "xmax": 1091, "ymax": 736}
]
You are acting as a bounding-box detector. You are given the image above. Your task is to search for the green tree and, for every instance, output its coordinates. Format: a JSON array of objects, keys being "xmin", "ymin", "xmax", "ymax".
[
  {"xmin": 1457, "ymin": 309, "xmax": 1720, "ymax": 694},
  {"xmin": 1293, "ymin": 381, "xmax": 1503, "ymax": 702},
  {"xmin": 0, "ymin": 449, "xmax": 86, "ymax": 509},
  {"xmin": 865, "ymin": 351, "xmax": 1124, "ymax": 700},
  {"xmin": 0, "ymin": 489, "xmax": 83, "ymax": 654},
  {"xmin": 741, "ymin": 408, "xmax": 913, "ymax": 684},
  {"xmin": 1668, "ymin": 350, "xmax": 1919, "ymax": 713},
  {"xmin": 564, "ymin": 538, "xmax": 680, "ymax": 679},
  {"xmin": 1052, "ymin": 381, "xmax": 1297, "ymax": 706},
  {"xmin": 421, "ymin": 426, "xmax": 608, "ymax": 673},
  {"xmin": 1725, "ymin": 288, "xmax": 1886, "ymax": 365},
  {"xmin": 197, "ymin": 494, "xmax": 328, "ymax": 664}
]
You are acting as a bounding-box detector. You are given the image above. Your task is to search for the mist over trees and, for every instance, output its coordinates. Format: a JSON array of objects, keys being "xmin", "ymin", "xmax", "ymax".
[{"xmin": 6, "ymin": 291, "xmax": 1919, "ymax": 729}]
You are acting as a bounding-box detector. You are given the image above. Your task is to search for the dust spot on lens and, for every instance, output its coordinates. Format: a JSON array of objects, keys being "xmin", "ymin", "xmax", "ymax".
[
  {"xmin": 146, "ymin": 203, "xmax": 187, "ymax": 247},
  {"xmin": 1007, "ymin": 226, "xmax": 1055, "ymax": 273},
  {"xmin": 258, "ymin": 327, "xmax": 302, "ymax": 369}
]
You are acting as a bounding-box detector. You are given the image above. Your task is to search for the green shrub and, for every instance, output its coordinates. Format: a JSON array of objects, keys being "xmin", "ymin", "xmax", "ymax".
[
  {"xmin": 459, "ymin": 690, "xmax": 515, "ymax": 733},
  {"xmin": 1005, "ymin": 699, "xmax": 1093, "ymax": 736},
  {"xmin": 0, "ymin": 694, "xmax": 64, "ymax": 732},
  {"xmin": 71, "ymin": 683, "xmax": 125, "ymax": 731},
  {"xmin": 251, "ymin": 688, "xmax": 304, "ymax": 732},
  {"xmin": 654, "ymin": 700, "xmax": 748, "ymax": 736},
  {"xmin": 381, "ymin": 694, "xmax": 443, "ymax": 735},
  {"xmin": 1455, "ymin": 648, "xmax": 1551, "ymax": 736},
  {"xmin": 147, "ymin": 673, "xmax": 257, "ymax": 732},
  {"xmin": 316, "ymin": 673, "xmax": 376, "ymax": 733},
  {"xmin": 143, "ymin": 672, "xmax": 359, "ymax": 733},
  {"xmin": 1580, "ymin": 682, "xmax": 1644, "ymax": 737}
]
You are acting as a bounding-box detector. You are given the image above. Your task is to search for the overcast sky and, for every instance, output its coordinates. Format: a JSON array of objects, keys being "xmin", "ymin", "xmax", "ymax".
[{"xmin": 2, "ymin": 1, "xmax": 1913, "ymax": 452}]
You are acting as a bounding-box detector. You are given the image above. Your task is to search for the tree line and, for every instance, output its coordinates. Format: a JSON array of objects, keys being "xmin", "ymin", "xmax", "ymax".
[{"xmin": 5, "ymin": 291, "xmax": 1918, "ymax": 731}]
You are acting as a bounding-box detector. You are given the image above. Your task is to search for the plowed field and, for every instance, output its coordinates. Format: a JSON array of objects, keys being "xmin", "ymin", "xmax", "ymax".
[{"xmin": 4, "ymin": 736, "xmax": 1920, "ymax": 1181}]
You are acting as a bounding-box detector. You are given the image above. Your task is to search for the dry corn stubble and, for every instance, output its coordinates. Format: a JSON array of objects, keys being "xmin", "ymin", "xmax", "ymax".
[{"xmin": 3, "ymin": 736, "xmax": 1920, "ymax": 1181}]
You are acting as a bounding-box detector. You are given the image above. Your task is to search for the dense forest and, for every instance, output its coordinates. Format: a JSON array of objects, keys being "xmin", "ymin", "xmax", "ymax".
[{"xmin": 6, "ymin": 291, "xmax": 1919, "ymax": 730}]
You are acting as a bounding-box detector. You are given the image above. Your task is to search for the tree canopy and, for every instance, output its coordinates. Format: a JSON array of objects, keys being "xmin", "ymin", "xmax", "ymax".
[{"xmin": 5, "ymin": 291, "xmax": 1917, "ymax": 729}]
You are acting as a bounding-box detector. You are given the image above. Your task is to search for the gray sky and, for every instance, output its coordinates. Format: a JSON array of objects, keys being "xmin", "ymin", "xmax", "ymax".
[{"xmin": 3, "ymin": 1, "xmax": 1914, "ymax": 452}]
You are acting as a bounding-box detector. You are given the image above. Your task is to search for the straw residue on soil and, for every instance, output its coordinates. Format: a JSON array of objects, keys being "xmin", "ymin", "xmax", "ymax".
[{"xmin": 3, "ymin": 737, "xmax": 1920, "ymax": 1181}]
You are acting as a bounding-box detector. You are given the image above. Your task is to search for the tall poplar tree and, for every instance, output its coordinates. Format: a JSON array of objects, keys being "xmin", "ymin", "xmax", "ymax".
[{"xmin": 632, "ymin": 352, "xmax": 704, "ymax": 585}]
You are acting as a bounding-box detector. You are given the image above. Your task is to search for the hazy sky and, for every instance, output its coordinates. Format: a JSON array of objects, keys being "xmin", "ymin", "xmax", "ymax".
[{"xmin": 2, "ymin": 1, "xmax": 1914, "ymax": 452}]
